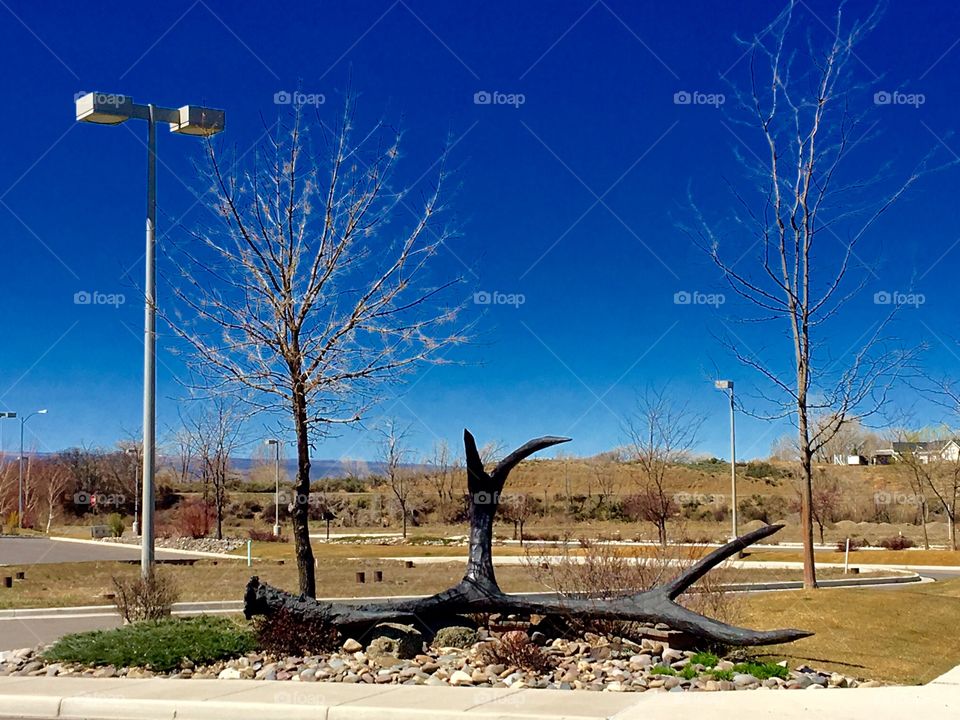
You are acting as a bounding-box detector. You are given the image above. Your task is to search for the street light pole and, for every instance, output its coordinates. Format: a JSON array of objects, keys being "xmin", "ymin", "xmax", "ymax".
[
  {"xmin": 76, "ymin": 93, "xmax": 224, "ymax": 579},
  {"xmin": 266, "ymin": 439, "xmax": 281, "ymax": 536},
  {"xmin": 17, "ymin": 410, "xmax": 47, "ymax": 529},
  {"xmin": 715, "ymin": 380, "xmax": 737, "ymax": 541}
]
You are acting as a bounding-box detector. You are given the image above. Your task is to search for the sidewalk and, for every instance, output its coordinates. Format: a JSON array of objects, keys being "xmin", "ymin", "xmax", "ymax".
[{"xmin": 0, "ymin": 667, "xmax": 957, "ymax": 720}]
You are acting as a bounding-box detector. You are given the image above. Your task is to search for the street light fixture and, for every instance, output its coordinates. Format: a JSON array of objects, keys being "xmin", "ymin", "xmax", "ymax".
[
  {"xmin": 17, "ymin": 410, "xmax": 47, "ymax": 528},
  {"xmin": 265, "ymin": 440, "xmax": 281, "ymax": 536},
  {"xmin": 714, "ymin": 380, "xmax": 738, "ymax": 541},
  {"xmin": 76, "ymin": 92, "xmax": 225, "ymax": 578}
]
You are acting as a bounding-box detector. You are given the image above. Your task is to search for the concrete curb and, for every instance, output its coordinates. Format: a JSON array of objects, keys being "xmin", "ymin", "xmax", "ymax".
[
  {"xmin": 0, "ymin": 675, "xmax": 958, "ymax": 720},
  {"xmin": 48, "ymin": 536, "xmax": 244, "ymax": 561}
]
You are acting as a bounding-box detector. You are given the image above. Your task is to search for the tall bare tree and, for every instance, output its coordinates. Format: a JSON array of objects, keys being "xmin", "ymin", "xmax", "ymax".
[
  {"xmin": 377, "ymin": 419, "xmax": 418, "ymax": 538},
  {"xmin": 424, "ymin": 439, "xmax": 459, "ymax": 518},
  {"xmin": 167, "ymin": 100, "xmax": 466, "ymax": 596},
  {"xmin": 623, "ymin": 387, "xmax": 703, "ymax": 546},
  {"xmin": 688, "ymin": 1, "xmax": 941, "ymax": 588},
  {"xmin": 184, "ymin": 398, "xmax": 245, "ymax": 540}
]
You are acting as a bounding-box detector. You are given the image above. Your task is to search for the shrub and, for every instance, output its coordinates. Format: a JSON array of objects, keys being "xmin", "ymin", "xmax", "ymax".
[
  {"xmin": 478, "ymin": 631, "xmax": 553, "ymax": 672},
  {"xmin": 107, "ymin": 513, "xmax": 125, "ymax": 538},
  {"xmin": 710, "ymin": 668, "xmax": 734, "ymax": 681},
  {"xmin": 649, "ymin": 665, "xmax": 677, "ymax": 675},
  {"xmin": 110, "ymin": 570, "xmax": 179, "ymax": 623},
  {"xmin": 253, "ymin": 607, "xmax": 339, "ymax": 655},
  {"xmin": 690, "ymin": 651, "xmax": 719, "ymax": 668},
  {"xmin": 879, "ymin": 535, "xmax": 914, "ymax": 550},
  {"xmin": 836, "ymin": 537, "xmax": 866, "ymax": 553},
  {"xmin": 433, "ymin": 626, "xmax": 478, "ymax": 649},
  {"xmin": 679, "ymin": 665, "xmax": 699, "ymax": 680},
  {"xmin": 177, "ymin": 498, "xmax": 215, "ymax": 539},
  {"xmin": 732, "ymin": 661, "xmax": 789, "ymax": 680},
  {"xmin": 43, "ymin": 616, "xmax": 255, "ymax": 672},
  {"xmin": 248, "ymin": 528, "xmax": 289, "ymax": 543}
]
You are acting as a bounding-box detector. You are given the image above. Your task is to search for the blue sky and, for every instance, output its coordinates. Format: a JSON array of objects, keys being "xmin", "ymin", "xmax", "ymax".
[{"xmin": 2, "ymin": 0, "xmax": 959, "ymax": 463}]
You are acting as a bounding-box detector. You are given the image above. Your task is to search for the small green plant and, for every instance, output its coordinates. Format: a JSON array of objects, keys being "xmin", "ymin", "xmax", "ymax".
[
  {"xmin": 649, "ymin": 665, "xmax": 677, "ymax": 676},
  {"xmin": 732, "ymin": 661, "xmax": 789, "ymax": 680},
  {"xmin": 43, "ymin": 616, "xmax": 256, "ymax": 672},
  {"xmin": 107, "ymin": 513, "xmax": 125, "ymax": 538},
  {"xmin": 710, "ymin": 668, "xmax": 734, "ymax": 681},
  {"xmin": 679, "ymin": 665, "xmax": 699, "ymax": 680},
  {"xmin": 690, "ymin": 651, "xmax": 719, "ymax": 668}
]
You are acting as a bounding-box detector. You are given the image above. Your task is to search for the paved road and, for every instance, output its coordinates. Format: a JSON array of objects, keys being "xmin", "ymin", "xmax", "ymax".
[{"xmin": 0, "ymin": 537, "xmax": 227, "ymax": 566}]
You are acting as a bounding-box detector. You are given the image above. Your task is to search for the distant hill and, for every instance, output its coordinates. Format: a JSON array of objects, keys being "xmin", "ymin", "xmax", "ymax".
[{"xmin": 227, "ymin": 457, "xmax": 397, "ymax": 479}]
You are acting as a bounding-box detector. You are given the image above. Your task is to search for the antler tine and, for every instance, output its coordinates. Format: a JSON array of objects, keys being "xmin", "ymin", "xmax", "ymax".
[{"xmin": 661, "ymin": 524, "xmax": 785, "ymax": 600}]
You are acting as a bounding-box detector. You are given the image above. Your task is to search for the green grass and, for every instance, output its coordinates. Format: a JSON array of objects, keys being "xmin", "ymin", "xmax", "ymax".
[
  {"xmin": 648, "ymin": 665, "xmax": 677, "ymax": 676},
  {"xmin": 42, "ymin": 616, "xmax": 256, "ymax": 672},
  {"xmin": 689, "ymin": 651, "xmax": 719, "ymax": 668},
  {"xmin": 732, "ymin": 661, "xmax": 789, "ymax": 680}
]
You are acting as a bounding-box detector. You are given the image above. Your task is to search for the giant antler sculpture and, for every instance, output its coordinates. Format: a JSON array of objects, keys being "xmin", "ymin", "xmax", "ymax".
[{"xmin": 244, "ymin": 430, "xmax": 812, "ymax": 646}]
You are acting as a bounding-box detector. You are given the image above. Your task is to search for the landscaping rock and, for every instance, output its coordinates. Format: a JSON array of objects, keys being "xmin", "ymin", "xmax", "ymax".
[
  {"xmin": 367, "ymin": 624, "xmax": 423, "ymax": 659},
  {"xmin": 341, "ymin": 639, "xmax": 363, "ymax": 653}
]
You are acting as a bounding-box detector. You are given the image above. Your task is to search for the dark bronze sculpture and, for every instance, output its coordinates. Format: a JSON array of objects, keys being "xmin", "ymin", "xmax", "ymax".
[{"xmin": 244, "ymin": 430, "xmax": 812, "ymax": 646}]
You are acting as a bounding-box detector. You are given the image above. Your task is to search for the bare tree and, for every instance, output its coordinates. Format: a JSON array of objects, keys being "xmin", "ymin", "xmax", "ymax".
[
  {"xmin": 687, "ymin": 1, "xmax": 942, "ymax": 588},
  {"xmin": 798, "ymin": 469, "xmax": 843, "ymax": 545},
  {"xmin": 377, "ymin": 419, "xmax": 419, "ymax": 538},
  {"xmin": 424, "ymin": 439, "xmax": 460, "ymax": 518},
  {"xmin": 184, "ymin": 399, "xmax": 245, "ymax": 540},
  {"xmin": 623, "ymin": 387, "xmax": 704, "ymax": 545},
  {"xmin": 588, "ymin": 454, "xmax": 620, "ymax": 511},
  {"xmin": 500, "ymin": 492, "xmax": 540, "ymax": 543},
  {"xmin": 167, "ymin": 100, "xmax": 466, "ymax": 596}
]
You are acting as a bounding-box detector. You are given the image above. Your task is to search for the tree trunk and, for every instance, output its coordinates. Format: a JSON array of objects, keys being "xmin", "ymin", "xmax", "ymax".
[
  {"xmin": 291, "ymin": 385, "xmax": 316, "ymax": 597},
  {"xmin": 798, "ymin": 445, "xmax": 818, "ymax": 590},
  {"xmin": 920, "ymin": 499, "xmax": 930, "ymax": 550}
]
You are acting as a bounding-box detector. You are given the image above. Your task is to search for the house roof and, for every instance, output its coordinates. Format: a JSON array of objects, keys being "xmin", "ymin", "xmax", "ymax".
[{"xmin": 891, "ymin": 439, "xmax": 958, "ymax": 454}]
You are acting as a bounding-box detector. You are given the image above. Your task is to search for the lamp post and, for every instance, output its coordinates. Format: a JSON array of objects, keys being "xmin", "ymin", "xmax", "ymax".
[
  {"xmin": 126, "ymin": 447, "xmax": 141, "ymax": 536},
  {"xmin": 266, "ymin": 440, "xmax": 281, "ymax": 536},
  {"xmin": 76, "ymin": 93, "xmax": 224, "ymax": 578},
  {"xmin": 17, "ymin": 410, "xmax": 47, "ymax": 528},
  {"xmin": 715, "ymin": 380, "xmax": 738, "ymax": 541}
]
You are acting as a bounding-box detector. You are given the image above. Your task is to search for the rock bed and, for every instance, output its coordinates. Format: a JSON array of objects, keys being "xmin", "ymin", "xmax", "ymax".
[
  {"xmin": 98, "ymin": 536, "xmax": 246, "ymax": 553},
  {"xmin": 0, "ymin": 634, "xmax": 877, "ymax": 692}
]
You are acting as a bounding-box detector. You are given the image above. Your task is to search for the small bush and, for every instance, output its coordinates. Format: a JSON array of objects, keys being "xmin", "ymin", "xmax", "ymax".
[
  {"xmin": 649, "ymin": 665, "xmax": 677, "ymax": 676},
  {"xmin": 253, "ymin": 607, "xmax": 339, "ymax": 655},
  {"xmin": 690, "ymin": 651, "xmax": 719, "ymax": 668},
  {"xmin": 111, "ymin": 570, "xmax": 179, "ymax": 623},
  {"xmin": 43, "ymin": 616, "xmax": 255, "ymax": 671},
  {"xmin": 836, "ymin": 537, "xmax": 866, "ymax": 553},
  {"xmin": 732, "ymin": 661, "xmax": 789, "ymax": 680},
  {"xmin": 710, "ymin": 668, "xmax": 734, "ymax": 681},
  {"xmin": 433, "ymin": 626, "xmax": 478, "ymax": 649},
  {"xmin": 879, "ymin": 535, "xmax": 914, "ymax": 550},
  {"xmin": 248, "ymin": 528, "xmax": 289, "ymax": 543},
  {"xmin": 679, "ymin": 665, "xmax": 699, "ymax": 680},
  {"xmin": 478, "ymin": 631, "xmax": 553, "ymax": 672},
  {"xmin": 107, "ymin": 513, "xmax": 125, "ymax": 538}
]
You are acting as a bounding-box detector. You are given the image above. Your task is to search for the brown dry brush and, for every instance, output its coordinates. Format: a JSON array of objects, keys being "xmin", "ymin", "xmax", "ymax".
[
  {"xmin": 477, "ymin": 630, "xmax": 554, "ymax": 672},
  {"xmin": 111, "ymin": 570, "xmax": 180, "ymax": 623},
  {"xmin": 524, "ymin": 537, "xmax": 741, "ymax": 641}
]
